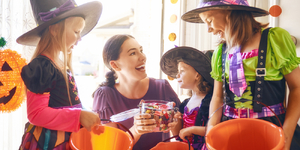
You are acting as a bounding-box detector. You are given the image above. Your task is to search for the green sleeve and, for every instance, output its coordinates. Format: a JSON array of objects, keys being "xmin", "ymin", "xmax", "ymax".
[
  {"xmin": 210, "ymin": 44, "xmax": 224, "ymax": 82},
  {"xmin": 269, "ymin": 27, "xmax": 300, "ymax": 75}
]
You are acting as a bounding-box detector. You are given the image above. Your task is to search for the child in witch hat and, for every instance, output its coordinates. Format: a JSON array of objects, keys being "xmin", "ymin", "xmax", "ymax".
[
  {"xmin": 182, "ymin": 0, "xmax": 300, "ymax": 149},
  {"xmin": 17, "ymin": 0, "xmax": 102, "ymax": 149},
  {"xmin": 160, "ymin": 46, "xmax": 213, "ymax": 150}
]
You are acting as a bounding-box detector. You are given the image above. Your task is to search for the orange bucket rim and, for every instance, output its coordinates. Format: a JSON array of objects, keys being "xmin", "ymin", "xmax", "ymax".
[
  {"xmin": 205, "ymin": 118, "xmax": 285, "ymax": 150},
  {"xmin": 205, "ymin": 100, "xmax": 285, "ymax": 150},
  {"xmin": 69, "ymin": 125, "xmax": 134, "ymax": 150}
]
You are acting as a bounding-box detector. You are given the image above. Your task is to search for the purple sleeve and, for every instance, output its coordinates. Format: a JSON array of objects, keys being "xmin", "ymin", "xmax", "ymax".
[{"xmin": 92, "ymin": 88, "xmax": 113, "ymax": 124}]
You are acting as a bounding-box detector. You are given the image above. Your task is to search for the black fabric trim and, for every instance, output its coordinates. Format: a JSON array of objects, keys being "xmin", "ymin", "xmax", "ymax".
[
  {"xmin": 253, "ymin": 27, "xmax": 271, "ymax": 112},
  {"xmin": 221, "ymin": 44, "xmax": 228, "ymax": 105}
]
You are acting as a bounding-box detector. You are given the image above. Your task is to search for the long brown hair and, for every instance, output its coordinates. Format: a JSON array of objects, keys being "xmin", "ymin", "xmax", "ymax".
[
  {"xmin": 197, "ymin": 76, "xmax": 212, "ymax": 93},
  {"xmin": 224, "ymin": 10, "xmax": 269, "ymax": 50}
]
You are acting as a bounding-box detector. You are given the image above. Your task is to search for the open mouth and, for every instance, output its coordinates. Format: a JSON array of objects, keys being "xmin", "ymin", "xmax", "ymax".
[
  {"xmin": 0, "ymin": 86, "xmax": 16, "ymax": 105},
  {"xmin": 217, "ymin": 31, "xmax": 223, "ymax": 39},
  {"xmin": 135, "ymin": 64, "xmax": 145, "ymax": 71},
  {"xmin": 177, "ymin": 79, "xmax": 182, "ymax": 83},
  {"xmin": 213, "ymin": 31, "xmax": 223, "ymax": 38}
]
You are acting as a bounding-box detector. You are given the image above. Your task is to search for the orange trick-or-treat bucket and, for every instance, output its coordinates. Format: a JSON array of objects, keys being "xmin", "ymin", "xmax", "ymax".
[
  {"xmin": 205, "ymin": 100, "xmax": 285, "ymax": 150},
  {"xmin": 70, "ymin": 125, "xmax": 134, "ymax": 150},
  {"xmin": 150, "ymin": 135, "xmax": 194, "ymax": 150},
  {"xmin": 150, "ymin": 141, "xmax": 194, "ymax": 150}
]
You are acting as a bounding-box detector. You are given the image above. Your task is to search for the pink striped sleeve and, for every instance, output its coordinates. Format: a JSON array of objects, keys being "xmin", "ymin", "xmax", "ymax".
[{"xmin": 27, "ymin": 91, "xmax": 81, "ymax": 132}]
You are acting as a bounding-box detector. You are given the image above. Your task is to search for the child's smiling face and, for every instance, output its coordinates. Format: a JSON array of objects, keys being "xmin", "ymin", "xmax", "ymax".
[
  {"xmin": 199, "ymin": 9, "xmax": 229, "ymax": 40},
  {"xmin": 65, "ymin": 17, "xmax": 85, "ymax": 53},
  {"xmin": 176, "ymin": 61, "xmax": 199, "ymax": 90}
]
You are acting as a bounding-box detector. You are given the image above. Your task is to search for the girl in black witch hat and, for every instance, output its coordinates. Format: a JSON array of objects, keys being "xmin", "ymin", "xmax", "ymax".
[
  {"xmin": 17, "ymin": 0, "xmax": 102, "ymax": 149},
  {"xmin": 182, "ymin": 0, "xmax": 300, "ymax": 149},
  {"xmin": 160, "ymin": 46, "xmax": 214, "ymax": 150}
]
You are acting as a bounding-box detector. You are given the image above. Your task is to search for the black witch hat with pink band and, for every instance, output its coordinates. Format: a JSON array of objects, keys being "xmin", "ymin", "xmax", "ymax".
[
  {"xmin": 17, "ymin": 0, "xmax": 102, "ymax": 46},
  {"xmin": 182, "ymin": 0, "xmax": 269, "ymax": 23}
]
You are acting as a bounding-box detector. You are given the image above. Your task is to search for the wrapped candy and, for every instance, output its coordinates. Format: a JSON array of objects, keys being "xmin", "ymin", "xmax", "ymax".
[{"xmin": 141, "ymin": 100, "xmax": 177, "ymax": 132}]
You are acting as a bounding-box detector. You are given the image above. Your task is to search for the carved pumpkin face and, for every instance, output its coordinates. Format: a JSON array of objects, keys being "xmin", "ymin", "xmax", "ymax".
[{"xmin": 0, "ymin": 49, "xmax": 27, "ymax": 112}]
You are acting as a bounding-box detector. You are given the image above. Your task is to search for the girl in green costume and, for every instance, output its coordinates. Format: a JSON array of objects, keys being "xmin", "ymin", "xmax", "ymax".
[{"xmin": 182, "ymin": 0, "xmax": 300, "ymax": 149}]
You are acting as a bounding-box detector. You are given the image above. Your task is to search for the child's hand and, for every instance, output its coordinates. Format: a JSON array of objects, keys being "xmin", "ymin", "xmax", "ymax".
[
  {"xmin": 179, "ymin": 127, "xmax": 193, "ymax": 141},
  {"xmin": 133, "ymin": 113, "xmax": 156, "ymax": 135},
  {"xmin": 168, "ymin": 111, "xmax": 182, "ymax": 129},
  {"xmin": 167, "ymin": 111, "xmax": 182, "ymax": 135},
  {"xmin": 173, "ymin": 111, "xmax": 182, "ymax": 122},
  {"xmin": 80, "ymin": 110, "xmax": 101, "ymax": 132}
]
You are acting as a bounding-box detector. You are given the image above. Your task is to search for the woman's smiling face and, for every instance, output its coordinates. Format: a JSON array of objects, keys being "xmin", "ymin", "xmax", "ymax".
[
  {"xmin": 176, "ymin": 61, "xmax": 199, "ymax": 90},
  {"xmin": 113, "ymin": 38, "xmax": 147, "ymax": 80}
]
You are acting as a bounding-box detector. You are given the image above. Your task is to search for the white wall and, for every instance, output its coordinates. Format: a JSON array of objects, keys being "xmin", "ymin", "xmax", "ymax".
[
  {"xmin": 276, "ymin": 0, "xmax": 300, "ymax": 125},
  {"xmin": 277, "ymin": 0, "xmax": 300, "ymax": 55},
  {"xmin": 131, "ymin": 0, "xmax": 163, "ymax": 79}
]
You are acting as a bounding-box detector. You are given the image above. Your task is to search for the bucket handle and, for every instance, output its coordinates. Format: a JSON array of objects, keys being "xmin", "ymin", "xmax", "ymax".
[
  {"xmin": 206, "ymin": 99, "xmax": 283, "ymax": 134},
  {"xmin": 101, "ymin": 119, "xmax": 135, "ymax": 142},
  {"xmin": 162, "ymin": 135, "xmax": 191, "ymax": 150}
]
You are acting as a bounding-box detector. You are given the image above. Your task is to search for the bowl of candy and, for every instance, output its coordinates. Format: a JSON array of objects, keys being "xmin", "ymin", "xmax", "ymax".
[{"xmin": 140, "ymin": 100, "xmax": 177, "ymax": 132}]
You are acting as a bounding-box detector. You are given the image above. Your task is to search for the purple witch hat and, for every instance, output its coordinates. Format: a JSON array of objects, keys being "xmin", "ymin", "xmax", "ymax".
[
  {"xmin": 182, "ymin": 0, "xmax": 269, "ymax": 23},
  {"xmin": 17, "ymin": 0, "xmax": 103, "ymax": 46}
]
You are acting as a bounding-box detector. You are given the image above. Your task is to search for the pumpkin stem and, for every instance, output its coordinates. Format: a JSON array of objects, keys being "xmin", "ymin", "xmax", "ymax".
[{"xmin": 0, "ymin": 37, "xmax": 7, "ymax": 48}]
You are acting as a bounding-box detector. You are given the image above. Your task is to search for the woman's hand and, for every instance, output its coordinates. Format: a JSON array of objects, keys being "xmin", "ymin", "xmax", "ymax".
[
  {"xmin": 133, "ymin": 113, "xmax": 156, "ymax": 135},
  {"xmin": 129, "ymin": 113, "xmax": 156, "ymax": 144},
  {"xmin": 132, "ymin": 99, "xmax": 156, "ymax": 135},
  {"xmin": 80, "ymin": 110, "xmax": 101, "ymax": 132}
]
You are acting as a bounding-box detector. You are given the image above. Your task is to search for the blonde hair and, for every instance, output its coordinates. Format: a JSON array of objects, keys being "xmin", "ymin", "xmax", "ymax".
[
  {"xmin": 224, "ymin": 10, "xmax": 269, "ymax": 50},
  {"xmin": 31, "ymin": 17, "xmax": 83, "ymax": 105}
]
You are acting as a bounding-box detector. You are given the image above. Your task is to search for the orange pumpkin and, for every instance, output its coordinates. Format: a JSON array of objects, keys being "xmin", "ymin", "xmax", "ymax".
[{"xmin": 0, "ymin": 49, "xmax": 27, "ymax": 112}]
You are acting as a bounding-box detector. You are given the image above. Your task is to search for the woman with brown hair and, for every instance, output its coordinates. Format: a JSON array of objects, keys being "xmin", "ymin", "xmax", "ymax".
[{"xmin": 92, "ymin": 34, "xmax": 181, "ymax": 150}]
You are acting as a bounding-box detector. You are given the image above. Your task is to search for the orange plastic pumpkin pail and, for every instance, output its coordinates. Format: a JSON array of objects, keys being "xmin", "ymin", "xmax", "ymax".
[
  {"xmin": 205, "ymin": 118, "xmax": 285, "ymax": 150},
  {"xmin": 150, "ymin": 141, "xmax": 194, "ymax": 150},
  {"xmin": 70, "ymin": 126, "xmax": 134, "ymax": 150},
  {"xmin": 150, "ymin": 135, "xmax": 194, "ymax": 150}
]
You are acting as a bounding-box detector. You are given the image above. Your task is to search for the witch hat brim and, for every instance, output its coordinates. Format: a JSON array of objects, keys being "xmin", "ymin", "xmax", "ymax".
[
  {"xmin": 182, "ymin": 5, "xmax": 269, "ymax": 23},
  {"xmin": 160, "ymin": 46, "xmax": 214, "ymax": 86},
  {"xmin": 17, "ymin": 1, "xmax": 102, "ymax": 46}
]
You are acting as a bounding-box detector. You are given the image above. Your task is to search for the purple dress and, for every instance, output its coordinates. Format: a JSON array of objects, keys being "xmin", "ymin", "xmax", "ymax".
[{"xmin": 93, "ymin": 78, "xmax": 181, "ymax": 150}]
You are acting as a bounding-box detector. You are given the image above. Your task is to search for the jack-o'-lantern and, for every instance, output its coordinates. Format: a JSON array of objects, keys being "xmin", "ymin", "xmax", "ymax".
[{"xmin": 0, "ymin": 48, "xmax": 27, "ymax": 113}]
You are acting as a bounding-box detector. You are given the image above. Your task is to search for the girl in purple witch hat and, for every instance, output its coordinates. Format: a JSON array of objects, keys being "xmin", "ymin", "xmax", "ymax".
[
  {"xmin": 160, "ymin": 46, "xmax": 214, "ymax": 150},
  {"xmin": 17, "ymin": 0, "xmax": 102, "ymax": 149},
  {"xmin": 182, "ymin": 0, "xmax": 300, "ymax": 149}
]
